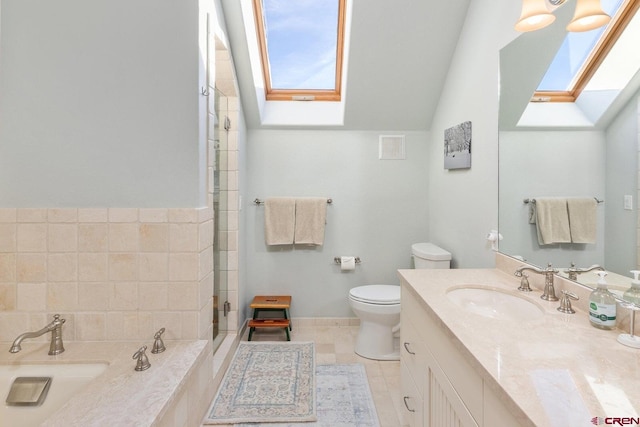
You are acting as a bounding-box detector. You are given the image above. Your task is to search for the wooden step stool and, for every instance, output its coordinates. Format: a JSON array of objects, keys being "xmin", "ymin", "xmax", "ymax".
[{"xmin": 248, "ymin": 295, "xmax": 291, "ymax": 341}]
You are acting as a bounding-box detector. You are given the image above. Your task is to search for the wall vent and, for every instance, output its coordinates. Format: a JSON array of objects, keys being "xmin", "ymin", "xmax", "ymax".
[{"xmin": 379, "ymin": 135, "xmax": 405, "ymax": 160}]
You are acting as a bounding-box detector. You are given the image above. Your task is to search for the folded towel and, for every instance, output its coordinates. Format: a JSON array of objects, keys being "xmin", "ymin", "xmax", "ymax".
[
  {"xmin": 264, "ymin": 198, "xmax": 296, "ymax": 245},
  {"xmin": 294, "ymin": 198, "xmax": 327, "ymax": 245},
  {"xmin": 567, "ymin": 198, "xmax": 597, "ymax": 244},
  {"xmin": 533, "ymin": 198, "xmax": 571, "ymax": 245}
]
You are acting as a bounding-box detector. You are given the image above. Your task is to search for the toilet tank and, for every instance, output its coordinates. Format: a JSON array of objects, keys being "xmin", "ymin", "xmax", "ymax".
[{"xmin": 411, "ymin": 243, "xmax": 451, "ymax": 269}]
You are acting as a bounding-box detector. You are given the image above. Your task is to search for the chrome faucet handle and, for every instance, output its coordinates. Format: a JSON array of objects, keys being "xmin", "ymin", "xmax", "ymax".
[
  {"xmin": 133, "ymin": 345, "xmax": 151, "ymax": 371},
  {"xmin": 518, "ymin": 274, "xmax": 532, "ymax": 292},
  {"xmin": 564, "ymin": 262, "xmax": 578, "ymax": 281},
  {"xmin": 151, "ymin": 328, "xmax": 166, "ymax": 354},
  {"xmin": 557, "ymin": 291, "xmax": 579, "ymax": 314}
]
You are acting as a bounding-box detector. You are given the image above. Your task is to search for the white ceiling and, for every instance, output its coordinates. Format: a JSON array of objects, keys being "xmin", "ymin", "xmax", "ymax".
[{"xmin": 220, "ymin": 0, "xmax": 472, "ymax": 131}]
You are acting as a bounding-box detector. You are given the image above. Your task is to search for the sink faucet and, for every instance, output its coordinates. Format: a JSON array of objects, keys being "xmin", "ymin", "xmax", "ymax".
[
  {"xmin": 514, "ymin": 263, "xmax": 559, "ymax": 301},
  {"xmin": 9, "ymin": 314, "xmax": 66, "ymax": 355},
  {"xmin": 563, "ymin": 262, "xmax": 605, "ymax": 281}
]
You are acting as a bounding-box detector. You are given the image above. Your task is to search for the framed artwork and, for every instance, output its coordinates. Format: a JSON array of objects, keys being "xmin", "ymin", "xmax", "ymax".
[{"xmin": 444, "ymin": 121, "xmax": 472, "ymax": 170}]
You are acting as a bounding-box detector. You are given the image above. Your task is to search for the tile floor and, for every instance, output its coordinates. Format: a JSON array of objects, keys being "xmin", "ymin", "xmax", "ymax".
[{"xmin": 208, "ymin": 321, "xmax": 403, "ymax": 427}]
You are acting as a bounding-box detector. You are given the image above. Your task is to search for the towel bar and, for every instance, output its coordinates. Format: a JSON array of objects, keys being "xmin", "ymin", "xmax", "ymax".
[
  {"xmin": 254, "ymin": 197, "xmax": 332, "ymax": 205},
  {"xmin": 523, "ymin": 197, "xmax": 603, "ymax": 204}
]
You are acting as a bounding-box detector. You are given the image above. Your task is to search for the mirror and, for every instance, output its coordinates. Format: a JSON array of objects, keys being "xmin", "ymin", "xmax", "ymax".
[{"xmin": 498, "ymin": 6, "xmax": 640, "ymax": 303}]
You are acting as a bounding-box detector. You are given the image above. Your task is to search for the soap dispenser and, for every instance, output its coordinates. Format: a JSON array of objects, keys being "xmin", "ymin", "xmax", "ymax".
[
  {"xmin": 589, "ymin": 271, "xmax": 617, "ymax": 330},
  {"xmin": 622, "ymin": 270, "xmax": 640, "ymax": 305}
]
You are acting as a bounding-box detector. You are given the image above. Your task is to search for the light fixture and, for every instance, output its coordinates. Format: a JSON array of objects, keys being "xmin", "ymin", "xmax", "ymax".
[
  {"xmin": 515, "ymin": 0, "xmax": 556, "ymax": 32},
  {"xmin": 567, "ymin": 0, "xmax": 611, "ymax": 32},
  {"xmin": 515, "ymin": 0, "xmax": 611, "ymax": 32}
]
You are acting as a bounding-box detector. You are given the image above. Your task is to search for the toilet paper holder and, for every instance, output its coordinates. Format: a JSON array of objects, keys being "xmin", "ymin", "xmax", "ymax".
[{"xmin": 334, "ymin": 256, "xmax": 361, "ymax": 264}]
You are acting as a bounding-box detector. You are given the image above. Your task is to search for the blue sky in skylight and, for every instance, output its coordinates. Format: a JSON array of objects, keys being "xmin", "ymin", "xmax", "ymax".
[
  {"xmin": 537, "ymin": 0, "xmax": 624, "ymax": 91},
  {"xmin": 262, "ymin": 0, "xmax": 338, "ymax": 90}
]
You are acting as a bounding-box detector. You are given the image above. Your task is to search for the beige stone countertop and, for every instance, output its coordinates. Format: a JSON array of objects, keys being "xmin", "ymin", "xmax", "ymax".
[
  {"xmin": 0, "ymin": 340, "xmax": 208, "ymax": 426},
  {"xmin": 398, "ymin": 268, "xmax": 640, "ymax": 427}
]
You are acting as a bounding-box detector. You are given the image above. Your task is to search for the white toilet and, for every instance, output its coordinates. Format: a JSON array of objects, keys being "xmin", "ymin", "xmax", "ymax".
[{"xmin": 348, "ymin": 243, "xmax": 452, "ymax": 361}]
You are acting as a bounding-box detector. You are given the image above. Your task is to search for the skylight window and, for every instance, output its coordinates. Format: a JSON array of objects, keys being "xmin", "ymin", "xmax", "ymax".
[
  {"xmin": 534, "ymin": 0, "xmax": 639, "ymax": 102},
  {"xmin": 253, "ymin": 0, "xmax": 346, "ymax": 101}
]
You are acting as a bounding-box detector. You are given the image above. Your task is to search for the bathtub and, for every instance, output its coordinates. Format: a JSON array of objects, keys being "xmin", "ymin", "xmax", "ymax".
[
  {"xmin": 0, "ymin": 363, "xmax": 108, "ymax": 427},
  {"xmin": 0, "ymin": 340, "xmax": 212, "ymax": 427}
]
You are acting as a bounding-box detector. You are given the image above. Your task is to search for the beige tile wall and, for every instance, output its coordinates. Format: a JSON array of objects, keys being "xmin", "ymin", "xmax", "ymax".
[{"xmin": 0, "ymin": 207, "xmax": 214, "ymax": 343}]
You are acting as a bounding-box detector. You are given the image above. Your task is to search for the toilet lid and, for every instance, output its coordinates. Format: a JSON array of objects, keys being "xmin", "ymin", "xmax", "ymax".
[{"xmin": 349, "ymin": 285, "xmax": 400, "ymax": 305}]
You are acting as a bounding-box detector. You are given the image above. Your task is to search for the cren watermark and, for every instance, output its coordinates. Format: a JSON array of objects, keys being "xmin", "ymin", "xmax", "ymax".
[{"xmin": 591, "ymin": 417, "xmax": 640, "ymax": 425}]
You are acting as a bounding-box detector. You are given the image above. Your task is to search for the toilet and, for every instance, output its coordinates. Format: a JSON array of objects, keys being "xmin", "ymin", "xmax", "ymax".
[{"xmin": 348, "ymin": 243, "xmax": 451, "ymax": 361}]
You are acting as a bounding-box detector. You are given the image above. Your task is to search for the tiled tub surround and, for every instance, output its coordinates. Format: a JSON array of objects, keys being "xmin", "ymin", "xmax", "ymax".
[
  {"xmin": 0, "ymin": 207, "xmax": 216, "ymax": 342},
  {"xmin": 0, "ymin": 340, "xmax": 213, "ymax": 427},
  {"xmin": 398, "ymin": 256, "xmax": 640, "ymax": 427}
]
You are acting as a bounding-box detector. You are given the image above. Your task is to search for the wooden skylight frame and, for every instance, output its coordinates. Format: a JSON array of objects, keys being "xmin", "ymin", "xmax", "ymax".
[
  {"xmin": 252, "ymin": 0, "xmax": 346, "ymax": 102},
  {"xmin": 533, "ymin": 0, "xmax": 640, "ymax": 103}
]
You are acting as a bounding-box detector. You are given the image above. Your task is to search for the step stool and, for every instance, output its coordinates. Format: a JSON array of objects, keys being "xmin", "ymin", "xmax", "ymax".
[{"xmin": 248, "ymin": 295, "xmax": 292, "ymax": 341}]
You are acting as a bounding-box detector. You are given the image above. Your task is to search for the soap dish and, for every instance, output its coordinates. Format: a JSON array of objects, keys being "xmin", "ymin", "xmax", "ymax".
[{"xmin": 6, "ymin": 377, "xmax": 52, "ymax": 406}]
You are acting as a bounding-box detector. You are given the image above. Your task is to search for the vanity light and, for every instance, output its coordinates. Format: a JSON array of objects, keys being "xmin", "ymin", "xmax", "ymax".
[
  {"xmin": 515, "ymin": 0, "xmax": 556, "ymax": 32},
  {"xmin": 515, "ymin": 0, "xmax": 611, "ymax": 32},
  {"xmin": 566, "ymin": 0, "xmax": 611, "ymax": 32}
]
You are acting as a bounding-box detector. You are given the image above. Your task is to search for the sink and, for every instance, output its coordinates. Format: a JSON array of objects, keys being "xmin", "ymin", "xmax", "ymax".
[{"xmin": 446, "ymin": 286, "xmax": 544, "ymax": 321}]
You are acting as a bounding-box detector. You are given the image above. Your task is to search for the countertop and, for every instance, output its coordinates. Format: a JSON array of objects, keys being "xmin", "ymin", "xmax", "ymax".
[
  {"xmin": 0, "ymin": 340, "xmax": 208, "ymax": 427},
  {"xmin": 398, "ymin": 267, "xmax": 640, "ymax": 427}
]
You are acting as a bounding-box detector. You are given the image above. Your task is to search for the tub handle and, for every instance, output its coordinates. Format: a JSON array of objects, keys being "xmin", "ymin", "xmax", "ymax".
[
  {"xmin": 132, "ymin": 345, "xmax": 151, "ymax": 371},
  {"xmin": 152, "ymin": 328, "xmax": 166, "ymax": 354}
]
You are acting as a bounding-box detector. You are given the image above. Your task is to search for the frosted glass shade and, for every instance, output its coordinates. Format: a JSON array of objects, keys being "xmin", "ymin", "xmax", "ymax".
[
  {"xmin": 567, "ymin": 0, "xmax": 611, "ymax": 32},
  {"xmin": 515, "ymin": 0, "xmax": 556, "ymax": 32}
]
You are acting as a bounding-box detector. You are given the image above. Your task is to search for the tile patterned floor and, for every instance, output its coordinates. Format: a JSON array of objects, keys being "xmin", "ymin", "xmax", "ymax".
[{"xmin": 208, "ymin": 321, "xmax": 403, "ymax": 427}]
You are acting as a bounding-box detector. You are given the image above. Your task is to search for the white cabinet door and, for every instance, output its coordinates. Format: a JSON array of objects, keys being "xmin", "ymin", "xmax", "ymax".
[
  {"xmin": 423, "ymin": 347, "xmax": 479, "ymax": 427},
  {"xmin": 401, "ymin": 360, "xmax": 423, "ymax": 426}
]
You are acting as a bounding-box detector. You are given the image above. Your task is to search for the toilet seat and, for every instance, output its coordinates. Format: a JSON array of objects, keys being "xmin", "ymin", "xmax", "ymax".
[{"xmin": 349, "ymin": 285, "xmax": 400, "ymax": 305}]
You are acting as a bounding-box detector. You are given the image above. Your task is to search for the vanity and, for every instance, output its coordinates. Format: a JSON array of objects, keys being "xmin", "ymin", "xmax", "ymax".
[{"xmin": 398, "ymin": 256, "xmax": 640, "ymax": 427}]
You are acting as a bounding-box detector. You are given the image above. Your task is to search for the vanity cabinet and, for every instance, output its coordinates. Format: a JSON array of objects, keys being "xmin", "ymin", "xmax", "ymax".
[{"xmin": 400, "ymin": 282, "xmax": 521, "ymax": 427}]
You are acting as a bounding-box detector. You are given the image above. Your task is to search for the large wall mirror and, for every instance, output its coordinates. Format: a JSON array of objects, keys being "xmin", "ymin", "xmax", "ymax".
[{"xmin": 498, "ymin": 2, "xmax": 640, "ymax": 301}]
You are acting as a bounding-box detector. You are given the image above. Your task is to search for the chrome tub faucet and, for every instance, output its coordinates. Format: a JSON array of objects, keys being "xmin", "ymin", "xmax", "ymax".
[
  {"xmin": 9, "ymin": 314, "xmax": 66, "ymax": 355},
  {"xmin": 515, "ymin": 263, "xmax": 559, "ymax": 301}
]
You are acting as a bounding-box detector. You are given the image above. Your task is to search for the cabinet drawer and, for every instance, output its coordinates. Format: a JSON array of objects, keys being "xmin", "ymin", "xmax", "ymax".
[
  {"xmin": 401, "ymin": 360, "xmax": 423, "ymax": 427},
  {"xmin": 400, "ymin": 315, "xmax": 427, "ymax": 396}
]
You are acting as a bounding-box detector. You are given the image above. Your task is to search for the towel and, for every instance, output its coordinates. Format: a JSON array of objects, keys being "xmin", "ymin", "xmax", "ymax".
[
  {"xmin": 567, "ymin": 198, "xmax": 597, "ymax": 244},
  {"xmin": 264, "ymin": 198, "xmax": 296, "ymax": 245},
  {"xmin": 533, "ymin": 198, "xmax": 571, "ymax": 245},
  {"xmin": 294, "ymin": 198, "xmax": 327, "ymax": 245}
]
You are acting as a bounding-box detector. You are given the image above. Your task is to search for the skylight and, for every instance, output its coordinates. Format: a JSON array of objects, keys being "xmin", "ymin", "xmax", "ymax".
[
  {"xmin": 534, "ymin": 0, "xmax": 639, "ymax": 102},
  {"xmin": 253, "ymin": 0, "xmax": 346, "ymax": 101}
]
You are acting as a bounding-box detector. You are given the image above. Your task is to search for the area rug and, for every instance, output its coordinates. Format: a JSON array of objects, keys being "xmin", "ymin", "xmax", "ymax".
[
  {"xmin": 239, "ymin": 364, "xmax": 380, "ymax": 427},
  {"xmin": 204, "ymin": 341, "xmax": 316, "ymax": 424}
]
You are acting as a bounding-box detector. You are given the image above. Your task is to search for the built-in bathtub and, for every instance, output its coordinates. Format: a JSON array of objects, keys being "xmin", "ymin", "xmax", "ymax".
[
  {"xmin": 1, "ymin": 363, "xmax": 108, "ymax": 427},
  {"xmin": 0, "ymin": 340, "xmax": 213, "ymax": 427}
]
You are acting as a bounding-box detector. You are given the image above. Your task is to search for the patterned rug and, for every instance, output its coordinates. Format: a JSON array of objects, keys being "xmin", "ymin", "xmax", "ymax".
[
  {"xmin": 239, "ymin": 364, "xmax": 380, "ymax": 427},
  {"xmin": 204, "ymin": 341, "xmax": 316, "ymax": 424}
]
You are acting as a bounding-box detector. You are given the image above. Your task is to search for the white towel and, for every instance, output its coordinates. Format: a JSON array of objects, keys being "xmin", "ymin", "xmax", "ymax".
[
  {"xmin": 264, "ymin": 198, "xmax": 296, "ymax": 245},
  {"xmin": 533, "ymin": 198, "xmax": 571, "ymax": 245},
  {"xmin": 567, "ymin": 198, "xmax": 597, "ymax": 244},
  {"xmin": 294, "ymin": 198, "xmax": 327, "ymax": 245}
]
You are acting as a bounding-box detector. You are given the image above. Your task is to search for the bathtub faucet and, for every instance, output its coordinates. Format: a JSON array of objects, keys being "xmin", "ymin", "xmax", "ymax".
[{"xmin": 9, "ymin": 314, "xmax": 66, "ymax": 355}]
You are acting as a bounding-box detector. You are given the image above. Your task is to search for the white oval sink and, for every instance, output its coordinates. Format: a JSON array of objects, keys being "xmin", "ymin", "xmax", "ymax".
[{"xmin": 446, "ymin": 286, "xmax": 544, "ymax": 321}]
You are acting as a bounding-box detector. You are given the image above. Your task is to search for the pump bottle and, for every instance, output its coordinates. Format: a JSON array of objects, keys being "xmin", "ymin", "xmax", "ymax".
[
  {"xmin": 622, "ymin": 270, "xmax": 640, "ymax": 305},
  {"xmin": 589, "ymin": 271, "xmax": 617, "ymax": 330}
]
